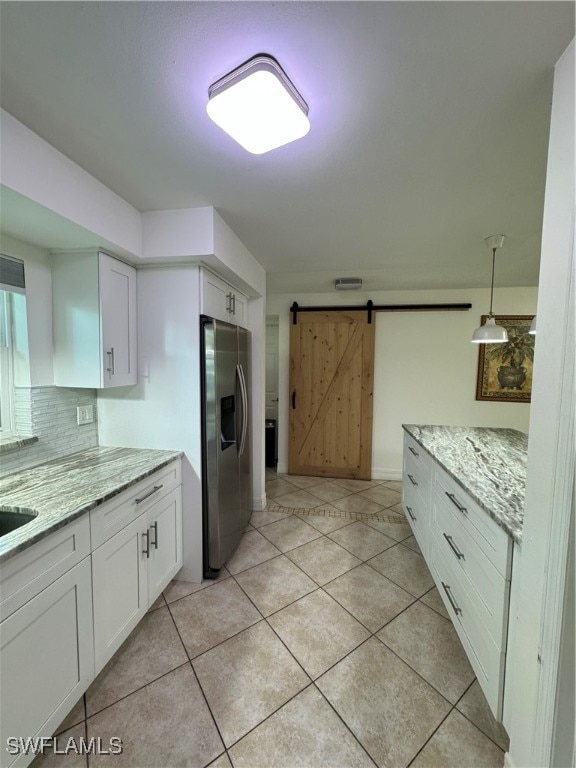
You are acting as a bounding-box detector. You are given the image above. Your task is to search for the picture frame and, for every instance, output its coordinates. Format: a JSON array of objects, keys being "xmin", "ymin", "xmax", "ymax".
[{"xmin": 475, "ymin": 315, "xmax": 535, "ymax": 403}]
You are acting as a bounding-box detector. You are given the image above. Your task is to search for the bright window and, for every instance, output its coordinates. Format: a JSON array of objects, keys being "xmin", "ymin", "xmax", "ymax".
[{"xmin": 0, "ymin": 289, "xmax": 16, "ymax": 436}]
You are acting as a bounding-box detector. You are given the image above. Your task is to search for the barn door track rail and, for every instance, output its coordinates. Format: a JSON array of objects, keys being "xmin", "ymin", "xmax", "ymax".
[{"xmin": 290, "ymin": 300, "xmax": 472, "ymax": 324}]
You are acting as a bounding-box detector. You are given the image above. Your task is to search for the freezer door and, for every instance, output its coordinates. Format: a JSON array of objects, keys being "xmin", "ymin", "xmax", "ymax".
[{"xmin": 237, "ymin": 327, "xmax": 252, "ymax": 532}]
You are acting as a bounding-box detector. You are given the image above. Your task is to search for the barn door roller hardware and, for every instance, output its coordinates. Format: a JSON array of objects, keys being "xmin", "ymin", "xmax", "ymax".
[{"xmin": 290, "ymin": 301, "xmax": 472, "ymax": 324}]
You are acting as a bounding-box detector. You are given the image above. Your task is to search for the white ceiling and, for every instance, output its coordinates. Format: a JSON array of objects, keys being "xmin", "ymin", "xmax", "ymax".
[{"xmin": 0, "ymin": 2, "xmax": 573, "ymax": 293}]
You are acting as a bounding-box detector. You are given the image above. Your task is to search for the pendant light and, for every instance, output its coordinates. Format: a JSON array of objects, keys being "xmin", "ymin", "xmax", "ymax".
[{"xmin": 471, "ymin": 235, "xmax": 509, "ymax": 344}]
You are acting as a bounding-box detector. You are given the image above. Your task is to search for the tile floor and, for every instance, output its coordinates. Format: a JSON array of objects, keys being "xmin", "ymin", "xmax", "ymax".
[{"xmin": 36, "ymin": 471, "xmax": 509, "ymax": 768}]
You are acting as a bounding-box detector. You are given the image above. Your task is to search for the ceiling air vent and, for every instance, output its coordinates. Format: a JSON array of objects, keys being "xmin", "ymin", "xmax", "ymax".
[{"xmin": 334, "ymin": 277, "xmax": 362, "ymax": 290}]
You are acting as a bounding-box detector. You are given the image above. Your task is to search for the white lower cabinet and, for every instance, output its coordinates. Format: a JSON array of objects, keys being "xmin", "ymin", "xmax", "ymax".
[
  {"xmin": 92, "ymin": 485, "xmax": 183, "ymax": 674},
  {"xmin": 402, "ymin": 432, "xmax": 513, "ymax": 721},
  {"xmin": 0, "ymin": 459, "xmax": 182, "ymax": 768},
  {"xmin": 0, "ymin": 557, "xmax": 94, "ymax": 768}
]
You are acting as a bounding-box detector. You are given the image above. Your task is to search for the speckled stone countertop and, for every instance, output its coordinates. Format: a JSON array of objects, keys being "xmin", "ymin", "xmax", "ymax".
[
  {"xmin": 0, "ymin": 446, "xmax": 182, "ymax": 563},
  {"xmin": 403, "ymin": 425, "xmax": 527, "ymax": 544}
]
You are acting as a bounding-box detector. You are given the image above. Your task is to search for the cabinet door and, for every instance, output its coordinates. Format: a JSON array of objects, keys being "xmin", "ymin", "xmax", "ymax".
[
  {"xmin": 92, "ymin": 516, "xmax": 147, "ymax": 675},
  {"xmin": 230, "ymin": 290, "xmax": 247, "ymax": 328},
  {"xmin": 200, "ymin": 270, "xmax": 231, "ymax": 323},
  {"xmin": 147, "ymin": 488, "xmax": 183, "ymax": 605},
  {"xmin": 99, "ymin": 253, "xmax": 137, "ymax": 387},
  {"xmin": 0, "ymin": 558, "xmax": 94, "ymax": 768}
]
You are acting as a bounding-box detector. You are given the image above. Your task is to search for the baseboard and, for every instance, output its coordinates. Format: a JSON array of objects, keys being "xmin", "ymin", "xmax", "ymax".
[
  {"xmin": 276, "ymin": 462, "xmax": 289, "ymax": 474},
  {"xmin": 503, "ymin": 752, "xmax": 516, "ymax": 768},
  {"xmin": 371, "ymin": 468, "xmax": 403, "ymax": 482},
  {"xmin": 252, "ymin": 494, "xmax": 267, "ymax": 512}
]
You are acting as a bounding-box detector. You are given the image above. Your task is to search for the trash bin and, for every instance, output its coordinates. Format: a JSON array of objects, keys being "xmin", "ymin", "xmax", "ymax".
[{"xmin": 265, "ymin": 419, "xmax": 277, "ymax": 468}]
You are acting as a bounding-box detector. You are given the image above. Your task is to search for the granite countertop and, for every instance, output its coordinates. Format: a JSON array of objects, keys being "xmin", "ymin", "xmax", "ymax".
[
  {"xmin": 0, "ymin": 446, "xmax": 183, "ymax": 563},
  {"xmin": 403, "ymin": 424, "xmax": 527, "ymax": 544}
]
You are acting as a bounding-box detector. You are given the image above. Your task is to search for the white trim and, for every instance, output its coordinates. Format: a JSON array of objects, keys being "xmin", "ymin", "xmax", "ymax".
[
  {"xmin": 252, "ymin": 494, "xmax": 267, "ymax": 512},
  {"xmin": 276, "ymin": 461, "xmax": 289, "ymax": 475},
  {"xmin": 371, "ymin": 468, "xmax": 402, "ymax": 482},
  {"xmin": 504, "ymin": 752, "xmax": 517, "ymax": 768}
]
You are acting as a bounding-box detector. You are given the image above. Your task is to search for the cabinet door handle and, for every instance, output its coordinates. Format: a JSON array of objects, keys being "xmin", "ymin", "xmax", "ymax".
[
  {"xmin": 441, "ymin": 581, "xmax": 462, "ymax": 615},
  {"xmin": 142, "ymin": 529, "xmax": 150, "ymax": 558},
  {"xmin": 408, "ymin": 446, "xmax": 419, "ymax": 457},
  {"xmin": 106, "ymin": 347, "xmax": 115, "ymax": 375},
  {"xmin": 291, "ymin": 390, "xmax": 296, "ymax": 409},
  {"xmin": 407, "ymin": 474, "xmax": 418, "ymax": 486},
  {"xmin": 225, "ymin": 292, "xmax": 232, "ymax": 312},
  {"xmin": 231, "ymin": 293, "xmax": 236, "ymax": 315},
  {"xmin": 445, "ymin": 492, "xmax": 467, "ymax": 515},
  {"xmin": 150, "ymin": 521, "xmax": 159, "ymax": 550},
  {"xmin": 135, "ymin": 484, "xmax": 163, "ymax": 504},
  {"xmin": 406, "ymin": 506, "xmax": 416, "ymax": 522},
  {"xmin": 443, "ymin": 533, "xmax": 465, "ymax": 560}
]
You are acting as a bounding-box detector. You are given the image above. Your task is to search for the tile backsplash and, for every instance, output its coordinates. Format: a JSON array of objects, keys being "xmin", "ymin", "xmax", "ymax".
[{"xmin": 1, "ymin": 386, "xmax": 98, "ymax": 475}]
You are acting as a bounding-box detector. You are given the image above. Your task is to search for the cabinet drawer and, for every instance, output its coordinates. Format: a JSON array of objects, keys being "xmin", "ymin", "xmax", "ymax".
[
  {"xmin": 404, "ymin": 434, "xmax": 431, "ymax": 476},
  {"xmin": 0, "ymin": 517, "xmax": 91, "ymax": 621},
  {"xmin": 402, "ymin": 481, "xmax": 429, "ymax": 559},
  {"xmin": 433, "ymin": 468, "xmax": 511, "ymax": 577},
  {"xmin": 430, "ymin": 501, "xmax": 509, "ymax": 647},
  {"xmin": 403, "ymin": 453, "xmax": 431, "ymax": 500},
  {"xmin": 429, "ymin": 542, "xmax": 505, "ymax": 719},
  {"xmin": 90, "ymin": 460, "xmax": 181, "ymax": 548}
]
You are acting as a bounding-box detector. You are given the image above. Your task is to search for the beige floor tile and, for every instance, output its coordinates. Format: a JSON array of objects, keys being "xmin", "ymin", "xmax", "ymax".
[
  {"xmin": 328, "ymin": 521, "xmax": 396, "ymax": 560},
  {"xmin": 169, "ymin": 578, "xmax": 261, "ymax": 658},
  {"xmin": 304, "ymin": 481, "xmax": 353, "ymax": 503},
  {"xmin": 377, "ymin": 602, "xmax": 475, "ymax": 703},
  {"xmin": 381, "ymin": 480, "xmax": 403, "ymax": 492},
  {"xmin": 317, "ymin": 637, "xmax": 451, "ymax": 768},
  {"xmin": 234, "ymin": 555, "xmax": 317, "ymax": 616},
  {"xmin": 364, "ymin": 515, "xmax": 413, "ymax": 542},
  {"xmin": 193, "ymin": 621, "xmax": 309, "ymax": 747},
  {"xmin": 87, "ymin": 665, "xmax": 223, "ymax": 768},
  {"xmin": 389, "ymin": 502, "xmax": 405, "ymax": 515},
  {"xmin": 358, "ymin": 485, "xmax": 403, "ymax": 508},
  {"xmin": 54, "ymin": 697, "xmax": 85, "ymax": 735},
  {"xmin": 31, "ymin": 724, "xmax": 86, "ymax": 768},
  {"xmin": 410, "ymin": 709, "xmax": 505, "ymax": 767},
  {"xmin": 163, "ymin": 569, "xmax": 230, "ymax": 604},
  {"xmin": 229, "ymin": 685, "xmax": 376, "ymax": 768},
  {"xmin": 250, "ymin": 507, "xmax": 292, "ymax": 528},
  {"xmin": 267, "ymin": 590, "xmax": 370, "ymax": 679},
  {"xmin": 456, "ymin": 681, "xmax": 510, "ymax": 751},
  {"xmin": 420, "ymin": 585, "xmax": 450, "ymax": 619},
  {"xmin": 225, "ymin": 529, "xmax": 282, "ymax": 574},
  {"xmin": 286, "ymin": 536, "xmax": 362, "ymax": 585},
  {"xmin": 281, "ymin": 474, "xmax": 327, "ymax": 489},
  {"xmin": 208, "ymin": 754, "xmax": 233, "ymax": 767},
  {"xmin": 86, "ymin": 606, "xmax": 188, "ymax": 715},
  {"xmin": 259, "ymin": 515, "xmax": 323, "ymax": 551},
  {"xmin": 297, "ymin": 514, "xmax": 354, "ymax": 534},
  {"xmin": 368, "ymin": 544, "xmax": 434, "ymax": 596},
  {"xmin": 330, "ymin": 494, "xmax": 384, "ymax": 516},
  {"xmin": 272, "ymin": 489, "xmax": 324, "ymax": 510},
  {"xmin": 402, "ymin": 534, "xmax": 422, "ymax": 554},
  {"xmin": 325, "ymin": 564, "xmax": 415, "ymax": 632},
  {"xmin": 265, "ymin": 478, "xmax": 297, "ymax": 498},
  {"xmin": 331, "ymin": 478, "xmax": 381, "ymax": 492}
]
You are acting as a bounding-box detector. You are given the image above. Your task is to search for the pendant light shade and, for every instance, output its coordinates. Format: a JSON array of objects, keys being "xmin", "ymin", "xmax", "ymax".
[{"xmin": 471, "ymin": 235, "xmax": 508, "ymax": 344}]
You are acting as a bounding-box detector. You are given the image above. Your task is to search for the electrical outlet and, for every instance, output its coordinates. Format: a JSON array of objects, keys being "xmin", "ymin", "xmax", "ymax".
[{"xmin": 76, "ymin": 405, "xmax": 94, "ymax": 425}]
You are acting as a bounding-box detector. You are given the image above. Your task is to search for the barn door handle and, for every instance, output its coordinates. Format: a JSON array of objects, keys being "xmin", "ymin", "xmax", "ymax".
[{"xmin": 291, "ymin": 391, "xmax": 296, "ymax": 409}]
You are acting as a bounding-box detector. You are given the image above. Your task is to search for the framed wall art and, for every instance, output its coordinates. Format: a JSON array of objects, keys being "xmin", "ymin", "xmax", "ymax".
[{"xmin": 475, "ymin": 315, "xmax": 535, "ymax": 403}]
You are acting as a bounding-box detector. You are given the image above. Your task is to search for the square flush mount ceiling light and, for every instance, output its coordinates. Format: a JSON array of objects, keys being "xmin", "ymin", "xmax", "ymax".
[{"xmin": 206, "ymin": 54, "xmax": 310, "ymax": 155}]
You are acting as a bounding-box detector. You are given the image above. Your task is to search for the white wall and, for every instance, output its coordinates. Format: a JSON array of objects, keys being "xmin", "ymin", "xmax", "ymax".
[{"xmin": 267, "ymin": 286, "xmax": 537, "ymax": 477}]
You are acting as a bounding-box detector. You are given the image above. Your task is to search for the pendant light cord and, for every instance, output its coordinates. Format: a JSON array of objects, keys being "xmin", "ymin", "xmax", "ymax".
[{"xmin": 489, "ymin": 247, "xmax": 496, "ymax": 317}]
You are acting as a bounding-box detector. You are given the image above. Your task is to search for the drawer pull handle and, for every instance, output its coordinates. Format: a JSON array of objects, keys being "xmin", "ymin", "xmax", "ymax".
[
  {"xmin": 150, "ymin": 521, "xmax": 159, "ymax": 550},
  {"xmin": 445, "ymin": 492, "xmax": 467, "ymax": 514},
  {"xmin": 407, "ymin": 474, "xmax": 418, "ymax": 487},
  {"xmin": 443, "ymin": 533, "xmax": 465, "ymax": 560},
  {"xmin": 142, "ymin": 530, "xmax": 150, "ymax": 558},
  {"xmin": 408, "ymin": 446, "xmax": 419, "ymax": 457},
  {"xmin": 135, "ymin": 484, "xmax": 164, "ymax": 504},
  {"xmin": 441, "ymin": 581, "xmax": 462, "ymax": 615},
  {"xmin": 406, "ymin": 506, "xmax": 416, "ymax": 522}
]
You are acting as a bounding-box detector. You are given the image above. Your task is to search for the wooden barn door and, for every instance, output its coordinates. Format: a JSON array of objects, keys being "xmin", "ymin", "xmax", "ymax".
[{"xmin": 289, "ymin": 310, "xmax": 375, "ymax": 479}]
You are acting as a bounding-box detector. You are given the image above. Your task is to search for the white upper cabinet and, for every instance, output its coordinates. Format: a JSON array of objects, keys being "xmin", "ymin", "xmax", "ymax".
[
  {"xmin": 52, "ymin": 251, "xmax": 137, "ymax": 388},
  {"xmin": 200, "ymin": 267, "xmax": 247, "ymax": 327}
]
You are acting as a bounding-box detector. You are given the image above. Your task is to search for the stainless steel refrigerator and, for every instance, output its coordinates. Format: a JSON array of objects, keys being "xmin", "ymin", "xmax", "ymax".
[{"xmin": 201, "ymin": 316, "xmax": 251, "ymax": 578}]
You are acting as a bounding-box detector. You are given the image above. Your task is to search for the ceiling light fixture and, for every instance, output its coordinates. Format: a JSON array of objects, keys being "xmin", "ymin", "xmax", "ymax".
[
  {"xmin": 206, "ymin": 54, "xmax": 310, "ymax": 155},
  {"xmin": 335, "ymin": 277, "xmax": 363, "ymax": 290},
  {"xmin": 471, "ymin": 235, "xmax": 508, "ymax": 344}
]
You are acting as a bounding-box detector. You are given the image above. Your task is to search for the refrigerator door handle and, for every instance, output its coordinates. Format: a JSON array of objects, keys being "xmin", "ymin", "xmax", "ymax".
[{"xmin": 237, "ymin": 364, "xmax": 248, "ymax": 457}]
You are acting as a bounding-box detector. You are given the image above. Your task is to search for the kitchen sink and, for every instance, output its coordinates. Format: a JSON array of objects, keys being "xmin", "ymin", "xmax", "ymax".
[{"xmin": 0, "ymin": 509, "xmax": 38, "ymax": 537}]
